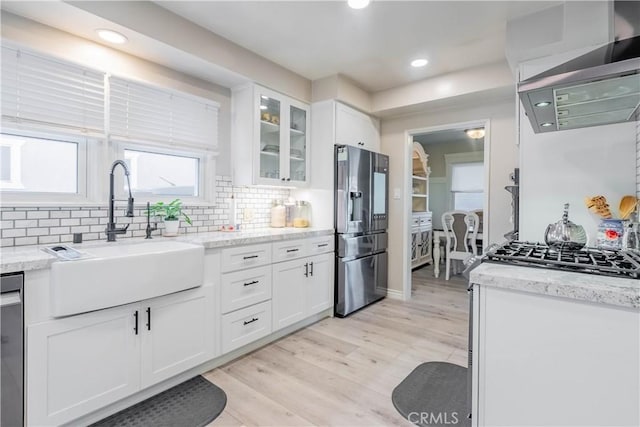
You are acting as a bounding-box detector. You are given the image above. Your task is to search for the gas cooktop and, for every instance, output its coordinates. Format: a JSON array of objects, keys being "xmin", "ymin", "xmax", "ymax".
[{"xmin": 484, "ymin": 241, "xmax": 640, "ymax": 280}]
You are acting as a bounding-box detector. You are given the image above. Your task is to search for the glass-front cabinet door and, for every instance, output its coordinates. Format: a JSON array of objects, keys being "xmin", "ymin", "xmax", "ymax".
[
  {"xmin": 288, "ymin": 104, "xmax": 308, "ymax": 184},
  {"xmin": 253, "ymin": 86, "xmax": 309, "ymax": 186},
  {"xmin": 258, "ymin": 92, "xmax": 282, "ymax": 181}
]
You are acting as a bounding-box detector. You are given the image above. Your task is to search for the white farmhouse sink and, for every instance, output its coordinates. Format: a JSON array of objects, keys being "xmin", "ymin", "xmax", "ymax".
[{"xmin": 50, "ymin": 241, "xmax": 204, "ymax": 317}]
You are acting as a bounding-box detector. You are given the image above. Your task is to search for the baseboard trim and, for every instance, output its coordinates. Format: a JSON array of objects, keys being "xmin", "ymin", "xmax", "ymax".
[{"xmin": 386, "ymin": 288, "xmax": 405, "ymax": 300}]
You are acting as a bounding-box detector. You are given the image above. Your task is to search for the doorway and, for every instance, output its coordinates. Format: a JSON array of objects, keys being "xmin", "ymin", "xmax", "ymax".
[{"xmin": 405, "ymin": 120, "xmax": 490, "ymax": 299}]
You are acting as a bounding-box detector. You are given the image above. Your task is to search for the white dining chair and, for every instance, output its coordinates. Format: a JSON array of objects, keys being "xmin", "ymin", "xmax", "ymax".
[{"xmin": 441, "ymin": 210, "xmax": 480, "ymax": 280}]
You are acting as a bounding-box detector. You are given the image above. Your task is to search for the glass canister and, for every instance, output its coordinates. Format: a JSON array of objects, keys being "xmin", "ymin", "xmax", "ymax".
[
  {"xmin": 596, "ymin": 219, "xmax": 625, "ymax": 250},
  {"xmin": 293, "ymin": 200, "xmax": 310, "ymax": 228},
  {"xmin": 284, "ymin": 199, "xmax": 296, "ymax": 227},
  {"xmin": 270, "ymin": 199, "xmax": 286, "ymax": 228}
]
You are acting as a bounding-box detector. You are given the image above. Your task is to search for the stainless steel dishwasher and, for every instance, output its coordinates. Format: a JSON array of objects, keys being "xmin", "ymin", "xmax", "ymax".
[{"xmin": 1, "ymin": 272, "xmax": 24, "ymax": 427}]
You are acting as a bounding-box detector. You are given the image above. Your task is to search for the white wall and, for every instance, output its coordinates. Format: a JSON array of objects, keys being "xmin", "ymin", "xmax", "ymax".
[
  {"xmin": 519, "ymin": 115, "xmax": 637, "ymax": 244},
  {"xmin": 381, "ymin": 99, "xmax": 517, "ymax": 294}
]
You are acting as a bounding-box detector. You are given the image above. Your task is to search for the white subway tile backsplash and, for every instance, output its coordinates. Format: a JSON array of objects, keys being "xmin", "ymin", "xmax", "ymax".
[
  {"xmin": 0, "ymin": 176, "xmax": 291, "ymax": 246},
  {"xmin": 14, "ymin": 220, "xmax": 38, "ymax": 228},
  {"xmin": 27, "ymin": 228, "xmax": 50, "ymax": 237},
  {"xmin": 2, "ymin": 211, "xmax": 26, "ymax": 220},
  {"xmin": 14, "ymin": 237, "xmax": 38, "ymax": 246},
  {"xmin": 38, "ymin": 219, "xmax": 60, "ymax": 227},
  {"xmin": 49, "ymin": 227, "xmax": 70, "ymax": 235},
  {"xmin": 38, "ymin": 235, "xmax": 60, "ymax": 245},
  {"xmin": 26, "ymin": 211, "xmax": 49, "ymax": 219},
  {"xmin": 2, "ymin": 228, "xmax": 26, "ymax": 238},
  {"xmin": 50, "ymin": 211, "xmax": 71, "ymax": 219}
]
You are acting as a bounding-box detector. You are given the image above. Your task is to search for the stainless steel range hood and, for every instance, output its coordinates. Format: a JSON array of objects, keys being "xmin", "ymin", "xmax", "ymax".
[{"xmin": 518, "ymin": 2, "xmax": 640, "ymax": 133}]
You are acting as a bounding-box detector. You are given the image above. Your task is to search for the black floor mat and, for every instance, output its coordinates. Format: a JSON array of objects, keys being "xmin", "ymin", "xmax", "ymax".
[
  {"xmin": 91, "ymin": 376, "xmax": 226, "ymax": 427},
  {"xmin": 392, "ymin": 362, "xmax": 471, "ymax": 427}
]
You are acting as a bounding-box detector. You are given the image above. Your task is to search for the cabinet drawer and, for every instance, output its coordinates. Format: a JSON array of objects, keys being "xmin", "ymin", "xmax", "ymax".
[
  {"xmin": 221, "ymin": 243, "xmax": 271, "ymax": 273},
  {"xmin": 272, "ymin": 239, "xmax": 307, "ymax": 263},
  {"xmin": 221, "ymin": 266, "xmax": 272, "ymax": 314},
  {"xmin": 221, "ymin": 301, "xmax": 272, "ymax": 353},
  {"xmin": 306, "ymin": 235, "xmax": 334, "ymax": 255}
]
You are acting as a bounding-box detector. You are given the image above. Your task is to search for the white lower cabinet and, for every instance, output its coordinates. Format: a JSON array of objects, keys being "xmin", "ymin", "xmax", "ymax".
[
  {"xmin": 272, "ymin": 258, "xmax": 308, "ymax": 330},
  {"xmin": 27, "ymin": 286, "xmax": 213, "ymax": 427},
  {"xmin": 306, "ymin": 253, "xmax": 334, "ymax": 315},
  {"xmin": 221, "ymin": 301, "xmax": 272, "ymax": 353},
  {"xmin": 272, "ymin": 252, "xmax": 334, "ymax": 332},
  {"xmin": 27, "ymin": 304, "xmax": 140, "ymax": 427},
  {"xmin": 141, "ymin": 286, "xmax": 214, "ymax": 388}
]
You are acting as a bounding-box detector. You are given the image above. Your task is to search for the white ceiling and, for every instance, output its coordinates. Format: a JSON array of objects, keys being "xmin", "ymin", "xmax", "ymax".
[
  {"xmin": 1, "ymin": 0, "xmax": 563, "ymax": 94},
  {"xmin": 157, "ymin": 0, "xmax": 561, "ymax": 92}
]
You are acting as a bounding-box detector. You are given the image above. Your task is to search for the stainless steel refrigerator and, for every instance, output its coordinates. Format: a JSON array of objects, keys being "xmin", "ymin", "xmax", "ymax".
[{"xmin": 335, "ymin": 145, "xmax": 389, "ymax": 317}]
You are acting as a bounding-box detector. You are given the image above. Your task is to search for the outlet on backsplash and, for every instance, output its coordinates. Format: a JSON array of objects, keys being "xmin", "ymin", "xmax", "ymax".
[{"xmin": 243, "ymin": 208, "xmax": 255, "ymax": 222}]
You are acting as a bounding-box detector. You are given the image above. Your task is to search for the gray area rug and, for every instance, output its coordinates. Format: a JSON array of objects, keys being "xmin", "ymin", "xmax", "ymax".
[
  {"xmin": 90, "ymin": 376, "xmax": 226, "ymax": 427},
  {"xmin": 392, "ymin": 362, "xmax": 471, "ymax": 427}
]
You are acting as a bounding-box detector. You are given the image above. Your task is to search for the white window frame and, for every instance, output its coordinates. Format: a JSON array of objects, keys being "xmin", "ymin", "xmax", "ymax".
[
  {"xmin": 1, "ymin": 44, "xmax": 220, "ymax": 207},
  {"xmin": 112, "ymin": 139, "xmax": 215, "ymax": 206},
  {"xmin": 0, "ymin": 127, "xmax": 104, "ymax": 206},
  {"xmin": 445, "ymin": 151, "xmax": 484, "ymax": 211}
]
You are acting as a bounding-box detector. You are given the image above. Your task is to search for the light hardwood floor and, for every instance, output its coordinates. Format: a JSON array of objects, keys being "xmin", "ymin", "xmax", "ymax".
[{"xmin": 205, "ymin": 264, "xmax": 469, "ymax": 427}]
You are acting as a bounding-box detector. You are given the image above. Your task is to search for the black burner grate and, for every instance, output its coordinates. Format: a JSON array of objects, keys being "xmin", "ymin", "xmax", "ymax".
[{"xmin": 484, "ymin": 242, "xmax": 640, "ymax": 279}]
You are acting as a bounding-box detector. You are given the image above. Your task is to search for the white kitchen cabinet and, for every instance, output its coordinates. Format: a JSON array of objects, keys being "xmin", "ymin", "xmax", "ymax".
[
  {"xmin": 27, "ymin": 304, "xmax": 140, "ymax": 427},
  {"xmin": 272, "ymin": 241, "xmax": 334, "ymax": 332},
  {"xmin": 221, "ymin": 301, "xmax": 272, "ymax": 353},
  {"xmin": 306, "ymin": 252, "xmax": 334, "ymax": 315},
  {"xmin": 473, "ymin": 285, "xmax": 640, "ymax": 427},
  {"xmin": 335, "ymin": 101, "xmax": 380, "ymax": 152},
  {"xmin": 411, "ymin": 212, "xmax": 433, "ymax": 269},
  {"xmin": 220, "ymin": 265, "xmax": 272, "ymax": 314},
  {"xmin": 140, "ymin": 286, "xmax": 214, "ymax": 388},
  {"xmin": 232, "ymin": 83, "xmax": 310, "ymax": 187},
  {"xmin": 27, "ymin": 286, "xmax": 213, "ymax": 427},
  {"xmin": 272, "ymin": 257, "xmax": 307, "ymax": 330}
]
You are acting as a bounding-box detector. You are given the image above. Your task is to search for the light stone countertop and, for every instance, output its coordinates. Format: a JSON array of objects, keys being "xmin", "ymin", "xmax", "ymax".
[
  {"xmin": 0, "ymin": 227, "xmax": 334, "ymax": 274},
  {"xmin": 470, "ymin": 263, "xmax": 640, "ymax": 309}
]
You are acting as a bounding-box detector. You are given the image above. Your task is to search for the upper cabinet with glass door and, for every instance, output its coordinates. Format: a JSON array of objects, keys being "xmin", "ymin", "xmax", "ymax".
[{"xmin": 231, "ymin": 84, "xmax": 310, "ymax": 187}]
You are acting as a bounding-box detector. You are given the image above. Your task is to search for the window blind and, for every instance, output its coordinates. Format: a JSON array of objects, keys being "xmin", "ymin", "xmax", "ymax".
[
  {"xmin": 1, "ymin": 46, "xmax": 104, "ymax": 134},
  {"xmin": 109, "ymin": 77, "xmax": 219, "ymax": 151},
  {"xmin": 451, "ymin": 162, "xmax": 484, "ymax": 192}
]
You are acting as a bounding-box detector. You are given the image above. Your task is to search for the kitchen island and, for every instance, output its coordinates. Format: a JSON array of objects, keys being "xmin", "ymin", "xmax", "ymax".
[{"xmin": 469, "ymin": 263, "xmax": 640, "ymax": 427}]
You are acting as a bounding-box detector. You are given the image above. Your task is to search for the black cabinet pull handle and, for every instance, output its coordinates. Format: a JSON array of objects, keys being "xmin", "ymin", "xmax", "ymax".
[
  {"xmin": 281, "ymin": 178, "xmax": 286, "ymax": 181},
  {"xmin": 146, "ymin": 307, "xmax": 151, "ymax": 331},
  {"xmin": 243, "ymin": 255, "xmax": 259, "ymax": 260},
  {"xmin": 134, "ymin": 310, "xmax": 139, "ymax": 335},
  {"xmin": 244, "ymin": 280, "xmax": 259, "ymax": 287},
  {"xmin": 243, "ymin": 317, "xmax": 258, "ymax": 326},
  {"xmin": 317, "ymin": 243, "xmax": 328, "ymax": 247},
  {"xmin": 310, "ymin": 261, "xmax": 314, "ymax": 276},
  {"xmin": 286, "ymin": 178, "xmax": 291, "ymax": 181},
  {"xmin": 304, "ymin": 262, "xmax": 309, "ymax": 277},
  {"xmin": 286, "ymin": 248, "xmax": 299, "ymax": 253}
]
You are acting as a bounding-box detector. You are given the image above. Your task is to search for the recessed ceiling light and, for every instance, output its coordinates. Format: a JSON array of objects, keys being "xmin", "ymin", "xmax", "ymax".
[
  {"xmin": 348, "ymin": 0, "xmax": 370, "ymax": 9},
  {"xmin": 411, "ymin": 58, "xmax": 429, "ymax": 68},
  {"xmin": 96, "ymin": 29, "xmax": 128, "ymax": 44},
  {"xmin": 535, "ymin": 101, "xmax": 551, "ymax": 107},
  {"xmin": 465, "ymin": 128, "xmax": 485, "ymax": 139},
  {"xmin": 541, "ymin": 122, "xmax": 554, "ymax": 127}
]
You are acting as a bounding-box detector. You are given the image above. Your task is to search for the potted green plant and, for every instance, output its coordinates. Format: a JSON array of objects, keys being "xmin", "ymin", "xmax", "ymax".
[{"xmin": 147, "ymin": 199, "xmax": 192, "ymax": 237}]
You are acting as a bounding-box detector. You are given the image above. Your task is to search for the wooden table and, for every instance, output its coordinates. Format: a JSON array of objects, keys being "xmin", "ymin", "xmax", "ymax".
[{"xmin": 432, "ymin": 229, "xmax": 483, "ymax": 278}]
